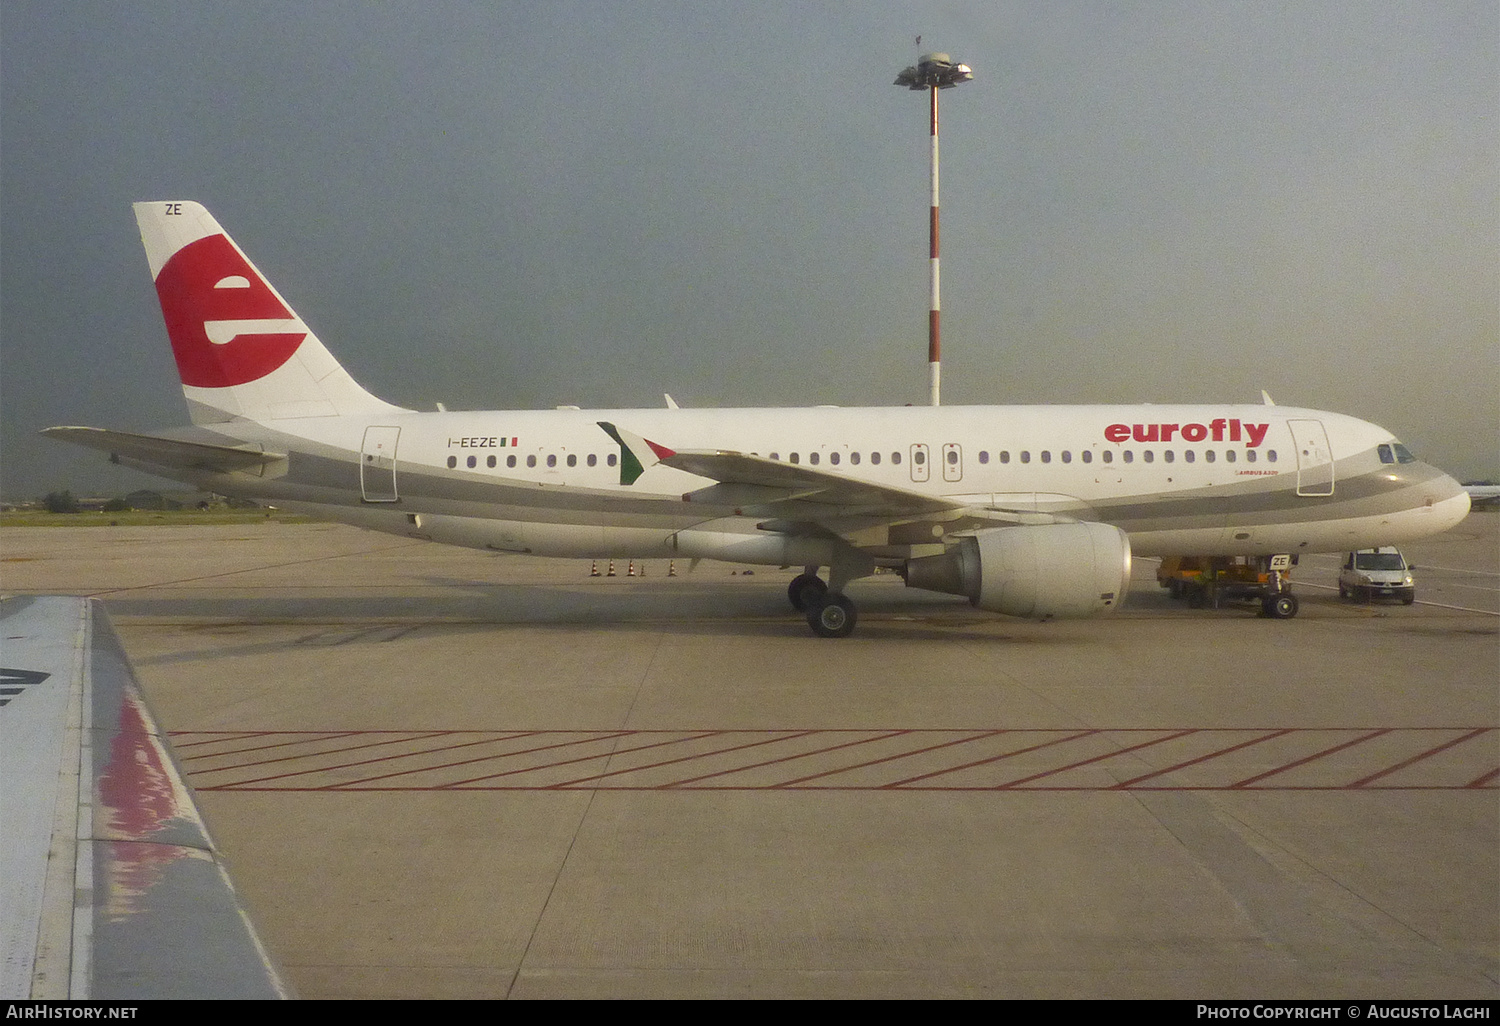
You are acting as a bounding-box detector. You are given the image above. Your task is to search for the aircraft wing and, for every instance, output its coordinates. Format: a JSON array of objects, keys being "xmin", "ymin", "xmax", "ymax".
[
  {"xmin": 41, "ymin": 426, "xmax": 284, "ymax": 474},
  {"xmin": 0, "ymin": 596, "xmax": 291, "ymax": 1000},
  {"xmin": 599, "ymin": 422, "xmax": 1074, "ymax": 549}
]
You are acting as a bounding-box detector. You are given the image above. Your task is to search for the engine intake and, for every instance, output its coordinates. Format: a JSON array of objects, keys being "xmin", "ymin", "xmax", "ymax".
[{"xmin": 904, "ymin": 522, "xmax": 1131, "ymax": 618}]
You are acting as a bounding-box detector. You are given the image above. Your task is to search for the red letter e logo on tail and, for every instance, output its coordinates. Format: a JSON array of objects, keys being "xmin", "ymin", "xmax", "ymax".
[{"xmin": 154, "ymin": 234, "xmax": 305, "ymax": 388}]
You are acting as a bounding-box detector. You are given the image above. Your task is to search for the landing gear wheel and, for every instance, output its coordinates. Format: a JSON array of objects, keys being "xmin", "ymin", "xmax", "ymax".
[
  {"xmin": 806, "ymin": 594, "xmax": 857, "ymax": 638},
  {"xmin": 787, "ymin": 573, "xmax": 828, "ymax": 611},
  {"xmin": 1263, "ymin": 592, "xmax": 1299, "ymax": 619}
]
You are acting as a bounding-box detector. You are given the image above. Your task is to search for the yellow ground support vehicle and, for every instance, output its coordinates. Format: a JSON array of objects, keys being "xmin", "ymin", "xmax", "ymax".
[{"xmin": 1156, "ymin": 554, "xmax": 1300, "ymax": 618}]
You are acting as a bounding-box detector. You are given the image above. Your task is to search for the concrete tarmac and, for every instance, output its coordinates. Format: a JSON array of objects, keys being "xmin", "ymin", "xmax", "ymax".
[{"xmin": 2, "ymin": 514, "xmax": 1496, "ymax": 999}]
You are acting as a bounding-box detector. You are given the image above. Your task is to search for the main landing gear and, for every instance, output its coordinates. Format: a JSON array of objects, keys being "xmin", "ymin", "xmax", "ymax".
[{"xmin": 787, "ymin": 567, "xmax": 861, "ymax": 638}]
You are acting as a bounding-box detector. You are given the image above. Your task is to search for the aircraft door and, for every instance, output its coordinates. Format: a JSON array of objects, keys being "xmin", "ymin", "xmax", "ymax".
[
  {"xmin": 1288, "ymin": 419, "xmax": 1334, "ymax": 496},
  {"xmin": 909, "ymin": 443, "xmax": 930, "ymax": 483},
  {"xmin": 361, "ymin": 425, "xmax": 400, "ymax": 502},
  {"xmin": 941, "ymin": 443, "xmax": 963, "ymax": 482}
]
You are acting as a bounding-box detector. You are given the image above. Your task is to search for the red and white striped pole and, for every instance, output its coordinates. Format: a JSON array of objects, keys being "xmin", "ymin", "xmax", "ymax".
[
  {"xmin": 896, "ymin": 53, "xmax": 970, "ymax": 407},
  {"xmin": 928, "ymin": 85, "xmax": 941, "ymax": 407}
]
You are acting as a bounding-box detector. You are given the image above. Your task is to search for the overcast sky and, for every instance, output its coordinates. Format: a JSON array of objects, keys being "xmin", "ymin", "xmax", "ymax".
[{"xmin": 2, "ymin": 1, "xmax": 1496, "ymax": 500}]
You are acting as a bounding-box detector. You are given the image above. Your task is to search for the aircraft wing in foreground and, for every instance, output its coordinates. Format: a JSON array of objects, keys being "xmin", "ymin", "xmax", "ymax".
[{"xmin": 0, "ymin": 596, "xmax": 291, "ymax": 1000}]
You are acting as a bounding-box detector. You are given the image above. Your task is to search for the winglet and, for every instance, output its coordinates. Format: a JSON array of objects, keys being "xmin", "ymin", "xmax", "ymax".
[{"xmin": 598, "ymin": 422, "xmax": 676, "ymax": 485}]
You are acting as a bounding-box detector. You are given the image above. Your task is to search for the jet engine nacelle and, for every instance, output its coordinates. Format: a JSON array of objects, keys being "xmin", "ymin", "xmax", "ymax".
[{"xmin": 904, "ymin": 522, "xmax": 1131, "ymax": 618}]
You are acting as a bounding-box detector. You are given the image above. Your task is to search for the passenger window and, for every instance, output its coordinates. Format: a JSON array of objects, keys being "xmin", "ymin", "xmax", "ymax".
[
  {"xmin": 546, "ymin": 454, "xmax": 557, "ymax": 468},
  {"xmin": 1246, "ymin": 450, "xmax": 1256, "ymax": 463},
  {"xmin": 1000, "ymin": 451, "xmax": 1010, "ymax": 464},
  {"xmin": 851, "ymin": 452, "xmax": 861, "ymax": 465},
  {"xmin": 1164, "ymin": 450, "xmax": 1174, "ymax": 463},
  {"xmin": 790, "ymin": 453, "xmax": 800, "ymax": 464},
  {"xmin": 770, "ymin": 452, "xmax": 780, "ymax": 460},
  {"xmin": 567, "ymin": 454, "xmax": 577, "ymax": 467},
  {"xmin": 978, "ymin": 451, "xmax": 989, "ymax": 464},
  {"xmin": 1040, "ymin": 451, "xmax": 1051, "ymax": 464},
  {"xmin": 467, "ymin": 455, "xmax": 477, "ymax": 468},
  {"xmin": 1102, "ymin": 451, "xmax": 1112, "ymax": 464},
  {"xmin": 946, "ymin": 450, "xmax": 958, "ymax": 465},
  {"xmin": 1183, "ymin": 450, "xmax": 1194, "ymax": 464},
  {"xmin": 1020, "ymin": 451, "xmax": 1031, "ymax": 464},
  {"xmin": 914, "ymin": 450, "xmax": 926, "ymax": 465},
  {"xmin": 1143, "ymin": 451, "xmax": 1154, "ymax": 464},
  {"xmin": 871, "ymin": 452, "xmax": 881, "ymax": 465},
  {"xmin": 1081, "ymin": 451, "xmax": 1091, "ymax": 464},
  {"xmin": 1205, "ymin": 450, "xmax": 1215, "ymax": 463},
  {"xmin": 488, "ymin": 455, "xmax": 497, "ymax": 468},
  {"xmin": 447, "ymin": 455, "xmax": 457, "ymax": 468},
  {"xmin": 892, "ymin": 452, "xmax": 902, "ymax": 465},
  {"xmin": 809, "ymin": 452, "xmax": 820, "ymax": 465},
  {"xmin": 1225, "ymin": 450, "xmax": 1235, "ymax": 463},
  {"xmin": 587, "ymin": 454, "xmax": 597, "ymax": 467},
  {"xmin": 1267, "ymin": 450, "xmax": 1277, "ymax": 463},
  {"xmin": 829, "ymin": 452, "xmax": 840, "ymax": 466},
  {"xmin": 1123, "ymin": 450, "xmax": 1133, "ymax": 464},
  {"xmin": 1061, "ymin": 451, "xmax": 1071, "ymax": 464},
  {"xmin": 507, "ymin": 455, "xmax": 517, "ymax": 468},
  {"xmin": 527, "ymin": 455, "xmax": 537, "ymax": 468},
  {"xmin": 607, "ymin": 454, "xmax": 617, "ymax": 467}
]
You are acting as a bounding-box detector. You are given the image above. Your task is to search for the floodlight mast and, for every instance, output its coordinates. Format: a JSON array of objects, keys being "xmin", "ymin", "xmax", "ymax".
[{"xmin": 894, "ymin": 53, "xmax": 972, "ymax": 406}]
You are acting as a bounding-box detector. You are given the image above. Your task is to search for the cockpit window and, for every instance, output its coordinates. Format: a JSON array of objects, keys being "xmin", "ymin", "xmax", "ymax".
[
  {"xmin": 1392, "ymin": 442, "xmax": 1417, "ymax": 464},
  {"xmin": 1377, "ymin": 444, "xmax": 1394, "ymax": 464}
]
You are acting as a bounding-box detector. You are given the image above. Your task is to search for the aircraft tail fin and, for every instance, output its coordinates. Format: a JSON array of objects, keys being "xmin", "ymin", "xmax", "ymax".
[{"xmin": 133, "ymin": 201, "xmax": 407, "ymax": 425}]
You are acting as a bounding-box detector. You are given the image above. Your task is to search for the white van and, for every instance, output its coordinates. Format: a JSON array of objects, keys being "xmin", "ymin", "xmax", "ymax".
[{"xmin": 1338, "ymin": 547, "xmax": 1415, "ymax": 604}]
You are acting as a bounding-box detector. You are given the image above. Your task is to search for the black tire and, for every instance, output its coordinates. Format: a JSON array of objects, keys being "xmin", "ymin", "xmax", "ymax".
[
  {"xmin": 1401, "ymin": 592, "xmax": 1416, "ymax": 606},
  {"xmin": 1265, "ymin": 593, "xmax": 1299, "ymax": 619},
  {"xmin": 787, "ymin": 573, "xmax": 827, "ymax": 611},
  {"xmin": 807, "ymin": 594, "xmax": 857, "ymax": 638}
]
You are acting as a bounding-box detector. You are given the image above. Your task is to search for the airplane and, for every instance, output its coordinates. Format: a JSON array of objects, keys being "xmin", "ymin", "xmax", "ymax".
[{"xmin": 45, "ymin": 202, "xmax": 1471, "ymax": 637}]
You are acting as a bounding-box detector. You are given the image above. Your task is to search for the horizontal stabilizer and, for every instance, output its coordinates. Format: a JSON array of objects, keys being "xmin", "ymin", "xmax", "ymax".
[{"xmin": 41, "ymin": 426, "xmax": 284, "ymax": 474}]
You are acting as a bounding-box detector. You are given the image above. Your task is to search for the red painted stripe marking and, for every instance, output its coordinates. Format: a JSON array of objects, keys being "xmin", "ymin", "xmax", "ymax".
[
  {"xmin": 736, "ymin": 729, "xmax": 1001, "ymax": 789},
  {"xmin": 1347, "ymin": 728, "xmax": 1495, "ymax": 788},
  {"xmin": 441, "ymin": 731, "xmax": 722, "ymax": 788},
  {"xmin": 195, "ymin": 731, "xmax": 519, "ymax": 789},
  {"xmin": 658, "ymin": 731, "xmax": 899, "ymax": 787},
  {"xmin": 169, "ymin": 730, "xmax": 283, "ymax": 750},
  {"xmin": 1109, "ymin": 729, "xmax": 1295, "ymax": 788},
  {"xmin": 184, "ymin": 731, "xmax": 442, "ymax": 770},
  {"xmin": 1466, "ymin": 767, "xmax": 1500, "ymax": 788},
  {"xmin": 548, "ymin": 731, "xmax": 819, "ymax": 788},
  {"xmin": 1229, "ymin": 729, "xmax": 1392, "ymax": 788},
  {"xmin": 883, "ymin": 730, "xmax": 1098, "ymax": 787},
  {"xmin": 996, "ymin": 729, "xmax": 1198, "ymax": 789},
  {"xmin": 336, "ymin": 731, "xmax": 633, "ymax": 789}
]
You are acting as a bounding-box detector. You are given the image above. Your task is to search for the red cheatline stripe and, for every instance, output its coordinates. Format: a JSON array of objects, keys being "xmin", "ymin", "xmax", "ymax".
[
  {"xmin": 441, "ymin": 731, "xmax": 722, "ymax": 788},
  {"xmin": 885, "ymin": 730, "xmax": 1099, "ymax": 787},
  {"xmin": 1109, "ymin": 729, "xmax": 1295, "ymax": 788},
  {"xmin": 195, "ymin": 731, "xmax": 526, "ymax": 789},
  {"xmin": 334, "ymin": 730, "xmax": 634, "ymax": 789},
  {"xmin": 1229, "ymin": 728, "xmax": 1391, "ymax": 788},
  {"xmin": 996, "ymin": 729, "xmax": 1198, "ymax": 789},
  {"xmin": 660, "ymin": 731, "xmax": 910, "ymax": 787},
  {"xmin": 1347, "ymin": 727, "xmax": 1495, "ymax": 788},
  {"xmin": 548, "ymin": 731, "xmax": 819, "ymax": 789},
  {"xmin": 180, "ymin": 730, "xmax": 418, "ymax": 765}
]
